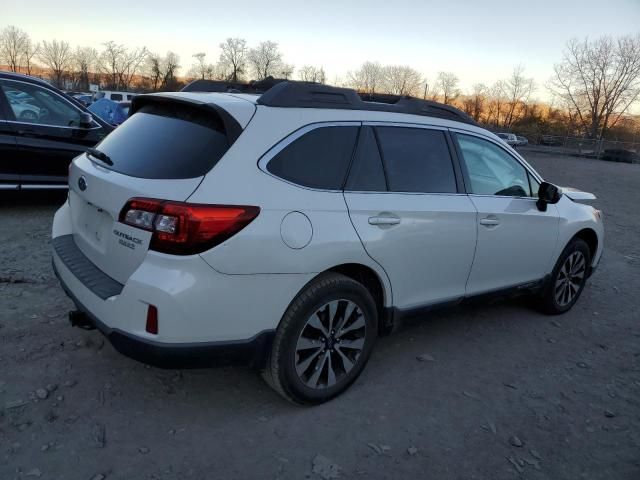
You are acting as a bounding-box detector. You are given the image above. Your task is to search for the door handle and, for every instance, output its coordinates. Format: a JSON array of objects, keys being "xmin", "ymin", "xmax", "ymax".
[
  {"xmin": 479, "ymin": 217, "xmax": 500, "ymax": 226},
  {"xmin": 368, "ymin": 216, "xmax": 401, "ymax": 226}
]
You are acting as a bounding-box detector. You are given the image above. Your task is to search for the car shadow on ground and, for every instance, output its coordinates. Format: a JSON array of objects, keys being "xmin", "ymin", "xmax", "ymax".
[{"xmin": 72, "ymin": 293, "xmax": 545, "ymax": 415}]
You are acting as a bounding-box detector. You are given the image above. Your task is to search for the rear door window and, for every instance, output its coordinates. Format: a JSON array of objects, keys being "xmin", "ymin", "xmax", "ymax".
[
  {"xmin": 267, "ymin": 125, "xmax": 359, "ymax": 190},
  {"xmin": 375, "ymin": 126, "xmax": 457, "ymax": 193},
  {"xmin": 95, "ymin": 102, "xmax": 230, "ymax": 179},
  {"xmin": 110, "ymin": 93, "xmax": 123, "ymax": 101}
]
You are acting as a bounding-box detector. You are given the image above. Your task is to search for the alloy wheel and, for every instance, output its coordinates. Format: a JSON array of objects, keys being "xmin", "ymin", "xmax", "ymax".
[
  {"xmin": 294, "ymin": 299, "xmax": 366, "ymax": 389},
  {"xmin": 554, "ymin": 251, "xmax": 586, "ymax": 307}
]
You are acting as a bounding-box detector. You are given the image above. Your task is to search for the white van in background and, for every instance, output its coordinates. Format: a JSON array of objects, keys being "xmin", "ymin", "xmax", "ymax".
[{"xmin": 93, "ymin": 91, "xmax": 138, "ymax": 102}]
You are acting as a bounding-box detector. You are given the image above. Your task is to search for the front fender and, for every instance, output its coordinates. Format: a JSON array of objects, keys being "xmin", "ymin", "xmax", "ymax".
[{"xmin": 554, "ymin": 196, "xmax": 604, "ymax": 268}]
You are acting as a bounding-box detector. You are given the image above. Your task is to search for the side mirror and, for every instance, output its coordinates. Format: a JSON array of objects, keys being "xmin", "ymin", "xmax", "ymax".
[
  {"xmin": 537, "ymin": 182, "xmax": 562, "ymax": 211},
  {"xmin": 79, "ymin": 112, "xmax": 93, "ymax": 128}
]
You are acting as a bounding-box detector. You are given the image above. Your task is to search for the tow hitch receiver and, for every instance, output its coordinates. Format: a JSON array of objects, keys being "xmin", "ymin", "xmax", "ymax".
[{"xmin": 69, "ymin": 310, "xmax": 96, "ymax": 330}]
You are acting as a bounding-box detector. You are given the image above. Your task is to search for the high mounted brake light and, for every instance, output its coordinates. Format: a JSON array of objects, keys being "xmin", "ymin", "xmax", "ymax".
[{"xmin": 119, "ymin": 198, "xmax": 260, "ymax": 255}]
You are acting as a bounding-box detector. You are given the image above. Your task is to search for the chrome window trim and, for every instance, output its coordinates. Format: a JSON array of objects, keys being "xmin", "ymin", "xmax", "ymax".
[
  {"xmin": 257, "ymin": 121, "xmax": 362, "ymax": 193},
  {"xmin": 0, "ymin": 78, "xmax": 102, "ymax": 130},
  {"xmin": 362, "ymin": 120, "xmax": 449, "ymax": 131},
  {"xmin": 20, "ymin": 184, "xmax": 68, "ymax": 190},
  {"xmin": 5, "ymin": 119, "xmax": 102, "ymax": 130}
]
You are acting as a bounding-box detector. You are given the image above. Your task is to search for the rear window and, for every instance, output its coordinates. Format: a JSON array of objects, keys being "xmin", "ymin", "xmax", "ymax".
[
  {"xmin": 95, "ymin": 103, "xmax": 230, "ymax": 179},
  {"xmin": 110, "ymin": 93, "xmax": 123, "ymax": 101}
]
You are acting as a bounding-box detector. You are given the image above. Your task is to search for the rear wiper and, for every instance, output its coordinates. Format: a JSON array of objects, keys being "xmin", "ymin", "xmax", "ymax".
[{"xmin": 86, "ymin": 147, "xmax": 113, "ymax": 166}]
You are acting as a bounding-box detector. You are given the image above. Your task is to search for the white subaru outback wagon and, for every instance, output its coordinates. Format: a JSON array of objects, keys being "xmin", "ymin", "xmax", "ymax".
[{"xmin": 52, "ymin": 81, "xmax": 604, "ymax": 404}]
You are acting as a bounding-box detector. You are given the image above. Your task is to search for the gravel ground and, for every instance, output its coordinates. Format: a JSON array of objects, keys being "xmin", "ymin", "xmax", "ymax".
[{"xmin": 1, "ymin": 151, "xmax": 639, "ymax": 480}]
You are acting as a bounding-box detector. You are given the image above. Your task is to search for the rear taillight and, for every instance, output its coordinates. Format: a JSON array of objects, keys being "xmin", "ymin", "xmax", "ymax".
[{"xmin": 119, "ymin": 198, "xmax": 260, "ymax": 255}]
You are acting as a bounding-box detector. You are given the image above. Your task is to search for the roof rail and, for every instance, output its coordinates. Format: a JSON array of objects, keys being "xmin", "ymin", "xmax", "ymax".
[
  {"xmin": 257, "ymin": 81, "xmax": 478, "ymax": 125},
  {"xmin": 181, "ymin": 77, "xmax": 289, "ymax": 94}
]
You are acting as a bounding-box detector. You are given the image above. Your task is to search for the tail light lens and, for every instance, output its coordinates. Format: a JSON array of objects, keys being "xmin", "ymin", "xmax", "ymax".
[{"xmin": 119, "ymin": 198, "xmax": 260, "ymax": 255}]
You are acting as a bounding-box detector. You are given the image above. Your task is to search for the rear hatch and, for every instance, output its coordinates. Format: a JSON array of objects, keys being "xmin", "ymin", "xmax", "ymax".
[{"xmin": 67, "ymin": 95, "xmax": 249, "ymax": 285}]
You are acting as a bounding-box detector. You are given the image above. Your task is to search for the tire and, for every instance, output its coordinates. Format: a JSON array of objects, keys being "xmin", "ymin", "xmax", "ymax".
[
  {"xmin": 262, "ymin": 272, "xmax": 378, "ymax": 405},
  {"xmin": 540, "ymin": 238, "xmax": 591, "ymax": 315}
]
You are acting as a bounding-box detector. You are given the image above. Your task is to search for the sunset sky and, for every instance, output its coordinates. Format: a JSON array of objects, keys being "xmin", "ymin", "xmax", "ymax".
[{"xmin": 4, "ymin": 0, "xmax": 640, "ymax": 100}]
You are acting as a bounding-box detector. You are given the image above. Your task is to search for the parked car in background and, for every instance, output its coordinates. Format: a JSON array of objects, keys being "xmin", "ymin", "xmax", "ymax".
[
  {"xmin": 93, "ymin": 91, "xmax": 138, "ymax": 102},
  {"xmin": 73, "ymin": 94, "xmax": 93, "ymax": 107},
  {"xmin": 601, "ymin": 148, "xmax": 638, "ymax": 163},
  {"xmin": 496, "ymin": 132, "xmax": 518, "ymax": 147},
  {"xmin": 0, "ymin": 71, "xmax": 114, "ymax": 189},
  {"xmin": 516, "ymin": 135, "xmax": 528, "ymax": 147},
  {"xmin": 540, "ymin": 135, "xmax": 562, "ymax": 146},
  {"xmin": 52, "ymin": 82, "xmax": 604, "ymax": 404}
]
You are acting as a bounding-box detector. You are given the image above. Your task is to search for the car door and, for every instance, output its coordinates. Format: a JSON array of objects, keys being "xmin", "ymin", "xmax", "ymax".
[
  {"xmin": 344, "ymin": 125, "xmax": 478, "ymax": 310},
  {"xmin": 0, "ymin": 78, "xmax": 108, "ymax": 186},
  {"xmin": 452, "ymin": 131, "xmax": 559, "ymax": 295},
  {"xmin": 0, "ymin": 87, "xmax": 20, "ymax": 187}
]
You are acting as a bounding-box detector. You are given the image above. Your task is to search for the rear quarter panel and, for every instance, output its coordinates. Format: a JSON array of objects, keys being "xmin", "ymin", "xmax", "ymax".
[{"xmin": 189, "ymin": 108, "xmax": 393, "ymax": 305}]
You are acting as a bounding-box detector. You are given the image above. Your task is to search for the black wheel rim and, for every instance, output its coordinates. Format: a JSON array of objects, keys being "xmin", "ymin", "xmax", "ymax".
[{"xmin": 294, "ymin": 299, "xmax": 366, "ymax": 390}]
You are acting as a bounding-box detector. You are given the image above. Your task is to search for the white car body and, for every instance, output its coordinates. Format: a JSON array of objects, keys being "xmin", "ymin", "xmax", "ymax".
[
  {"xmin": 51, "ymin": 85, "xmax": 604, "ymax": 396},
  {"xmin": 93, "ymin": 90, "xmax": 138, "ymax": 102},
  {"xmin": 496, "ymin": 132, "xmax": 519, "ymax": 147}
]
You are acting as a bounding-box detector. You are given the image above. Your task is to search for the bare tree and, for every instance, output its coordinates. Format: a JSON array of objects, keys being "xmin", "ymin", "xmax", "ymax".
[
  {"xmin": 462, "ymin": 83, "xmax": 488, "ymax": 122},
  {"xmin": 145, "ymin": 54, "xmax": 163, "ymax": 91},
  {"xmin": 248, "ymin": 41, "xmax": 284, "ymax": 80},
  {"xmin": 219, "ymin": 38, "xmax": 247, "ymax": 82},
  {"xmin": 73, "ymin": 46, "xmax": 98, "ymax": 91},
  {"xmin": 347, "ymin": 61, "xmax": 384, "ymax": 94},
  {"xmin": 0, "ymin": 25, "xmax": 29, "ymax": 72},
  {"xmin": 99, "ymin": 41, "xmax": 126, "ymax": 89},
  {"xmin": 38, "ymin": 40, "xmax": 73, "ymax": 87},
  {"xmin": 485, "ymin": 81, "xmax": 506, "ymax": 126},
  {"xmin": 22, "ymin": 37, "xmax": 39, "ymax": 76},
  {"xmin": 550, "ymin": 35, "xmax": 640, "ymax": 138},
  {"xmin": 382, "ymin": 65, "xmax": 422, "ymax": 96},
  {"xmin": 98, "ymin": 41, "xmax": 148, "ymax": 90},
  {"xmin": 433, "ymin": 71, "xmax": 460, "ymax": 105},
  {"xmin": 503, "ymin": 65, "xmax": 535, "ymax": 128},
  {"xmin": 160, "ymin": 52, "xmax": 180, "ymax": 90},
  {"xmin": 298, "ymin": 65, "xmax": 326, "ymax": 83},
  {"xmin": 119, "ymin": 46, "xmax": 149, "ymax": 90},
  {"xmin": 144, "ymin": 52, "xmax": 180, "ymax": 91},
  {"xmin": 188, "ymin": 52, "xmax": 213, "ymax": 80},
  {"xmin": 278, "ymin": 63, "xmax": 295, "ymax": 79}
]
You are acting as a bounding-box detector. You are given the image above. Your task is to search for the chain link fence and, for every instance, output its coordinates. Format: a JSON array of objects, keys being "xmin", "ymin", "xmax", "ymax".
[{"xmin": 512, "ymin": 134, "xmax": 640, "ymax": 163}]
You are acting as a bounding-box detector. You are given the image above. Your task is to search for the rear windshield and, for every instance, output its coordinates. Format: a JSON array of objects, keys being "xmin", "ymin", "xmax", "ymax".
[{"xmin": 95, "ymin": 103, "xmax": 230, "ymax": 179}]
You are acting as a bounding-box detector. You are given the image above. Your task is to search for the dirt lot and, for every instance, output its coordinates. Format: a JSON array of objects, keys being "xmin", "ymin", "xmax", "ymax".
[{"xmin": 1, "ymin": 151, "xmax": 639, "ymax": 480}]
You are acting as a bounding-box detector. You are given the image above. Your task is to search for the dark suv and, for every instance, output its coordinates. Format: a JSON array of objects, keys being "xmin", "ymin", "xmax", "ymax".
[{"xmin": 0, "ymin": 72, "xmax": 113, "ymax": 189}]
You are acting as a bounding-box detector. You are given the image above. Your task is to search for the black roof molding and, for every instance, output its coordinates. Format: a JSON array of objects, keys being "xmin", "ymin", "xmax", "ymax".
[
  {"xmin": 257, "ymin": 81, "xmax": 478, "ymax": 125},
  {"xmin": 180, "ymin": 78, "xmax": 477, "ymax": 125},
  {"xmin": 181, "ymin": 77, "xmax": 289, "ymax": 94}
]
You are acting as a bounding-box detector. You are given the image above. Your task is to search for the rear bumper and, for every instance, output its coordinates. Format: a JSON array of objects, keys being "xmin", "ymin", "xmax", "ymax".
[
  {"xmin": 53, "ymin": 259, "xmax": 274, "ymax": 368},
  {"xmin": 50, "ymin": 201, "xmax": 313, "ymax": 369}
]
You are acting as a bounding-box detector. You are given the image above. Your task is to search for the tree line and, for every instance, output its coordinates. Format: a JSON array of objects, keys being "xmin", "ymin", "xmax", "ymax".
[{"xmin": 1, "ymin": 25, "xmax": 639, "ymax": 141}]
